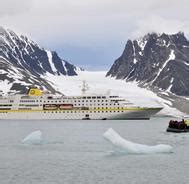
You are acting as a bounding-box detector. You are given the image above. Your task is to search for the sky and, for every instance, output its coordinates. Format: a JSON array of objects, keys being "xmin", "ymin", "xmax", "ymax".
[{"xmin": 1, "ymin": 0, "xmax": 189, "ymax": 70}]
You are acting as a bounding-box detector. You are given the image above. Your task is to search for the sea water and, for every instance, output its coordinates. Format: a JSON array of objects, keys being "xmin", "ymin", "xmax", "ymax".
[{"xmin": 0, "ymin": 117, "xmax": 188, "ymax": 184}]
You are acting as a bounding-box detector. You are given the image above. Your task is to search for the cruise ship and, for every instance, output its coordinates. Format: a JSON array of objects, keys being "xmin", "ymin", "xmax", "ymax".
[{"xmin": 0, "ymin": 86, "xmax": 162, "ymax": 120}]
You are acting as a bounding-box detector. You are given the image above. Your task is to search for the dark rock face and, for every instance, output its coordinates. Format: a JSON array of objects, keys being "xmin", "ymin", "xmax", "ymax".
[
  {"xmin": 107, "ymin": 32, "xmax": 189, "ymax": 96},
  {"xmin": 0, "ymin": 26, "xmax": 80, "ymax": 94}
]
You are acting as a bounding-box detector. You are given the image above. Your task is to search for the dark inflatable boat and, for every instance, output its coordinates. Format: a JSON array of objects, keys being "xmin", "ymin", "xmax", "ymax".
[{"xmin": 167, "ymin": 119, "xmax": 189, "ymax": 133}]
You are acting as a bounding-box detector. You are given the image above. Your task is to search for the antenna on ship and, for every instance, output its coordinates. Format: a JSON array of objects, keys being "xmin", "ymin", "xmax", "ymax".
[
  {"xmin": 106, "ymin": 89, "xmax": 111, "ymax": 95},
  {"xmin": 81, "ymin": 80, "xmax": 89, "ymax": 95}
]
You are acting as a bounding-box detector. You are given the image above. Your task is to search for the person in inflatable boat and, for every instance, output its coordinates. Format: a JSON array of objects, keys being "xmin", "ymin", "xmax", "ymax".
[{"xmin": 184, "ymin": 119, "xmax": 189, "ymax": 126}]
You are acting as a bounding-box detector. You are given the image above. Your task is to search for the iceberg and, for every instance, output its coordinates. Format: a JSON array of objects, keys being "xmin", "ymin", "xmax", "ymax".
[
  {"xmin": 22, "ymin": 130, "xmax": 43, "ymax": 145},
  {"xmin": 103, "ymin": 128, "xmax": 173, "ymax": 154}
]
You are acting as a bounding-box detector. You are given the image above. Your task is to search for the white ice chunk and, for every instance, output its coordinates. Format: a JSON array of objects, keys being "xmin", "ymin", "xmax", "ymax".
[
  {"xmin": 22, "ymin": 130, "xmax": 43, "ymax": 145},
  {"xmin": 103, "ymin": 128, "xmax": 173, "ymax": 154}
]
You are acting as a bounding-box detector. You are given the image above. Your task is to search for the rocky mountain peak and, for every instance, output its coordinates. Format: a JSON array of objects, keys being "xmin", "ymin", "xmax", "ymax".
[
  {"xmin": 0, "ymin": 26, "xmax": 81, "ymax": 94},
  {"xmin": 107, "ymin": 32, "xmax": 189, "ymax": 96}
]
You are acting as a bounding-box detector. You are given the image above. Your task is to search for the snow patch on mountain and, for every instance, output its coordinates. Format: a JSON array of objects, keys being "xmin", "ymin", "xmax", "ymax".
[
  {"xmin": 46, "ymin": 50, "xmax": 56, "ymax": 74},
  {"xmin": 0, "ymin": 80, "xmax": 12, "ymax": 94},
  {"xmin": 137, "ymin": 37, "xmax": 147, "ymax": 51},
  {"xmin": 151, "ymin": 50, "xmax": 175, "ymax": 85},
  {"xmin": 184, "ymin": 62, "xmax": 189, "ymax": 66},
  {"xmin": 133, "ymin": 58, "xmax": 137, "ymax": 64}
]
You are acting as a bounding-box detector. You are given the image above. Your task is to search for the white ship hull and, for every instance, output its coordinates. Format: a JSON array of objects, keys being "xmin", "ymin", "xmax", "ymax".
[
  {"xmin": 0, "ymin": 88, "xmax": 163, "ymax": 120},
  {"xmin": 0, "ymin": 108, "xmax": 161, "ymax": 120}
]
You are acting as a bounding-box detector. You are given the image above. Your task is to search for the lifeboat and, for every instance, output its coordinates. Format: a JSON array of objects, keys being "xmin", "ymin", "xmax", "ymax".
[
  {"xmin": 43, "ymin": 104, "xmax": 58, "ymax": 110},
  {"xmin": 59, "ymin": 104, "xmax": 73, "ymax": 110}
]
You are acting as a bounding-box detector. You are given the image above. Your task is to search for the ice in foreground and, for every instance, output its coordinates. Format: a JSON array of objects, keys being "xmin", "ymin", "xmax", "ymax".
[
  {"xmin": 103, "ymin": 128, "xmax": 173, "ymax": 154},
  {"xmin": 22, "ymin": 130, "xmax": 43, "ymax": 145}
]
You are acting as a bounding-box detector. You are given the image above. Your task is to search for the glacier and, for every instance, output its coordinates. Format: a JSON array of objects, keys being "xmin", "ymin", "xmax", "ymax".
[
  {"xmin": 103, "ymin": 128, "xmax": 173, "ymax": 154},
  {"xmin": 22, "ymin": 130, "xmax": 43, "ymax": 145},
  {"xmin": 45, "ymin": 71, "xmax": 184, "ymax": 117}
]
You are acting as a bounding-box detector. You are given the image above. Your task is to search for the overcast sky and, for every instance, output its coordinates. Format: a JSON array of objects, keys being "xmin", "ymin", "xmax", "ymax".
[{"xmin": 1, "ymin": 0, "xmax": 189, "ymax": 70}]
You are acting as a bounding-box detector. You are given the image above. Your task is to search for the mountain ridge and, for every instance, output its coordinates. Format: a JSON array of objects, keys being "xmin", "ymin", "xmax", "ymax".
[
  {"xmin": 0, "ymin": 26, "xmax": 82, "ymax": 94},
  {"xmin": 106, "ymin": 32, "xmax": 189, "ymax": 96}
]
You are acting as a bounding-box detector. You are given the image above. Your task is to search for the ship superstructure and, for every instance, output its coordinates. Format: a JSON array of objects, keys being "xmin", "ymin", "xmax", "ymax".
[{"xmin": 0, "ymin": 87, "xmax": 162, "ymax": 120}]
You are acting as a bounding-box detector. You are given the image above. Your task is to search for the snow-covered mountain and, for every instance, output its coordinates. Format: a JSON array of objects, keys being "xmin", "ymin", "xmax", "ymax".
[
  {"xmin": 106, "ymin": 32, "xmax": 189, "ymax": 96},
  {"xmin": 0, "ymin": 26, "xmax": 81, "ymax": 94},
  {"xmin": 106, "ymin": 32, "xmax": 189, "ymax": 114},
  {"xmin": 0, "ymin": 27, "xmax": 187, "ymax": 116}
]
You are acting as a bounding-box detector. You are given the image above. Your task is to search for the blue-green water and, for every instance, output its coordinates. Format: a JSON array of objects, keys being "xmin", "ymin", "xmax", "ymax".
[{"xmin": 0, "ymin": 117, "xmax": 188, "ymax": 184}]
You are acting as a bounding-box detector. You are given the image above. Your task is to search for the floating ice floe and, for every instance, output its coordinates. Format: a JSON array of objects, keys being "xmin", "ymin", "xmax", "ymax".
[
  {"xmin": 22, "ymin": 130, "xmax": 43, "ymax": 145},
  {"xmin": 103, "ymin": 128, "xmax": 173, "ymax": 154}
]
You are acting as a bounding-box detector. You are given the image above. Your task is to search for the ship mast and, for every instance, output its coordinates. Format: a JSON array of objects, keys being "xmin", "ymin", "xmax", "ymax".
[{"xmin": 81, "ymin": 80, "xmax": 89, "ymax": 95}]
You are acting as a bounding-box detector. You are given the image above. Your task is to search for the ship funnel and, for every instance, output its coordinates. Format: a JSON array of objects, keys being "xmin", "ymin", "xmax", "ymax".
[{"xmin": 28, "ymin": 88, "xmax": 43, "ymax": 96}]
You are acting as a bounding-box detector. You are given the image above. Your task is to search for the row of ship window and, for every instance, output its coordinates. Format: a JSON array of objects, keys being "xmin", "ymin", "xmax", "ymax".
[
  {"xmin": 70, "ymin": 104, "xmax": 120, "ymax": 109},
  {"xmin": 46, "ymin": 96, "xmax": 118, "ymax": 100},
  {"xmin": 45, "ymin": 100, "xmax": 109, "ymax": 103},
  {"xmin": 74, "ymin": 100, "xmax": 108, "ymax": 102},
  {"xmin": 62, "ymin": 96, "xmax": 107, "ymax": 99},
  {"xmin": 19, "ymin": 104, "xmax": 40, "ymax": 107},
  {"xmin": 75, "ymin": 104, "xmax": 110, "ymax": 106},
  {"xmin": 65, "ymin": 96, "xmax": 118, "ymax": 99},
  {"xmin": 0, "ymin": 104, "xmax": 12, "ymax": 106},
  {"xmin": 0, "ymin": 110, "xmax": 125, "ymax": 113},
  {"xmin": 20, "ymin": 99, "xmax": 109, "ymax": 103},
  {"xmin": 20, "ymin": 100, "xmax": 37, "ymax": 103},
  {"xmin": 93, "ymin": 107, "xmax": 124, "ymax": 109},
  {"xmin": 18, "ymin": 102, "xmax": 120, "ymax": 107},
  {"xmin": 18, "ymin": 106, "xmax": 124, "ymax": 110},
  {"xmin": 43, "ymin": 110, "xmax": 124, "ymax": 113}
]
